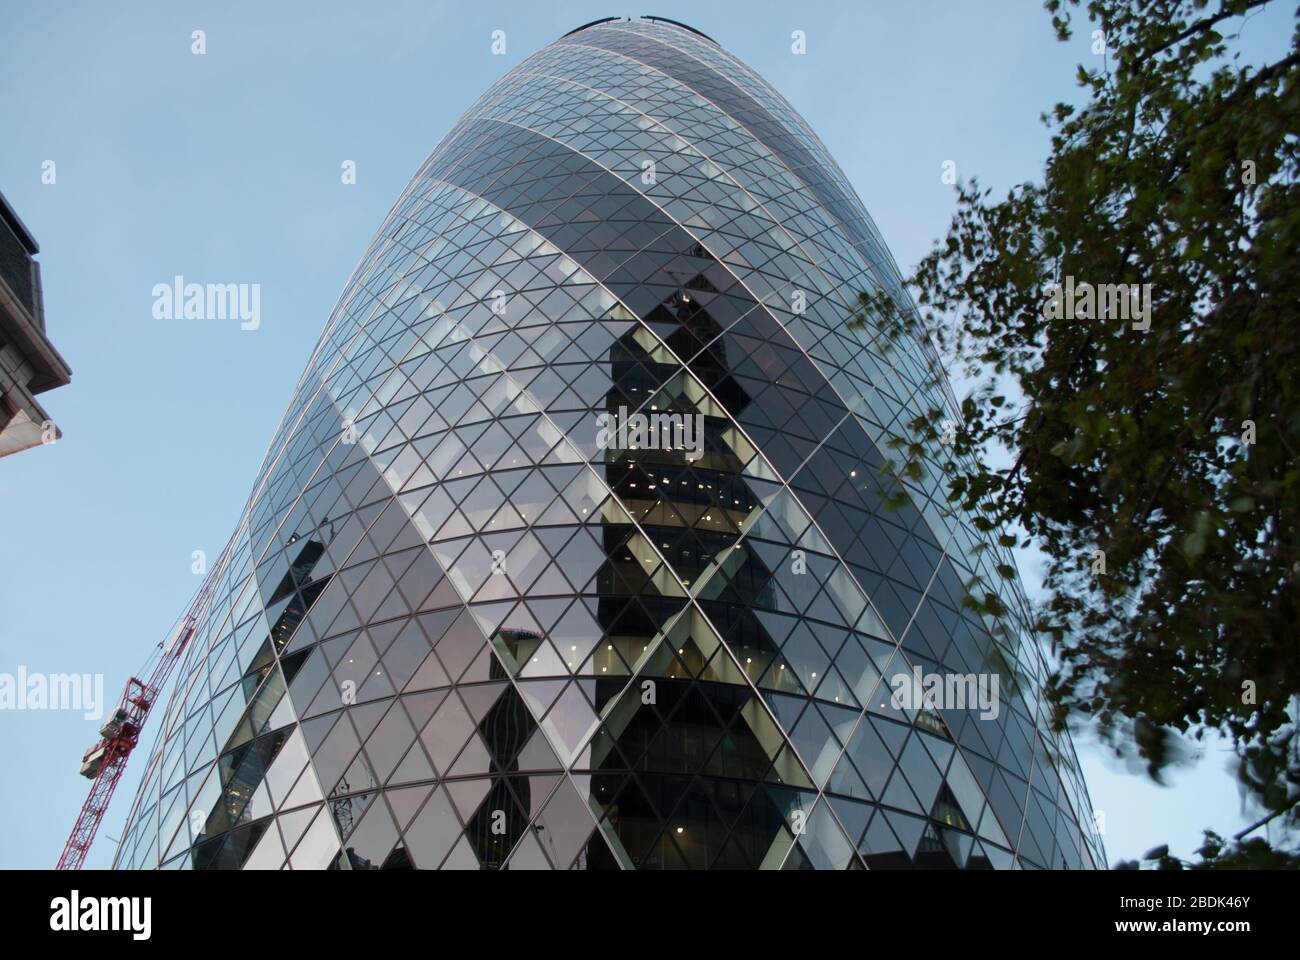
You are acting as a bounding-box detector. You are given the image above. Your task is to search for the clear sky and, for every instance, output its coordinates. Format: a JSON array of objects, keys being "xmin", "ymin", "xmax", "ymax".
[{"xmin": 1, "ymin": 0, "xmax": 1291, "ymax": 869}]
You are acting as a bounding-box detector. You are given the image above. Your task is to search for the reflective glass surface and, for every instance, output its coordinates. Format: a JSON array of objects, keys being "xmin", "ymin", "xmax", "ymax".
[{"xmin": 114, "ymin": 17, "xmax": 1103, "ymax": 870}]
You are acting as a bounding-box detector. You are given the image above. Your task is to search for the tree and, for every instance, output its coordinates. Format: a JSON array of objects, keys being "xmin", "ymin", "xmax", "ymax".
[
  {"xmin": 1116, "ymin": 831, "xmax": 1300, "ymax": 868},
  {"xmin": 857, "ymin": 0, "xmax": 1300, "ymax": 861}
]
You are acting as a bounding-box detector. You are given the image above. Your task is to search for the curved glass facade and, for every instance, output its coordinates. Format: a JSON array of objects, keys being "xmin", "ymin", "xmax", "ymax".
[{"xmin": 115, "ymin": 17, "xmax": 1104, "ymax": 870}]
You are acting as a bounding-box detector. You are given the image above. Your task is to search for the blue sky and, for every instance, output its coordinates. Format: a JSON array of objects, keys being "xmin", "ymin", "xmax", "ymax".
[{"xmin": 1, "ymin": 0, "xmax": 1290, "ymax": 869}]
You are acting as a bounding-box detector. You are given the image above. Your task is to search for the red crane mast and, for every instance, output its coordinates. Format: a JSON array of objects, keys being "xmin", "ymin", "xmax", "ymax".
[{"xmin": 56, "ymin": 557, "xmax": 225, "ymax": 869}]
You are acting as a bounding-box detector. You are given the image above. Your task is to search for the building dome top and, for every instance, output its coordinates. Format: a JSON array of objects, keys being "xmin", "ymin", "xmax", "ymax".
[{"xmin": 562, "ymin": 15, "xmax": 718, "ymax": 45}]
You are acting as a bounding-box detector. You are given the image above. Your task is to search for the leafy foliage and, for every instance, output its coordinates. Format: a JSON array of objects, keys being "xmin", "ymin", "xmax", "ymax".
[
  {"xmin": 858, "ymin": 0, "xmax": 1300, "ymax": 855},
  {"xmin": 1116, "ymin": 829, "xmax": 1300, "ymax": 868}
]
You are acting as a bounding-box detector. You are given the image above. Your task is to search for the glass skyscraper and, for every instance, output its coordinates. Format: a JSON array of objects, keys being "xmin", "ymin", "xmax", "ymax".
[{"xmin": 115, "ymin": 17, "xmax": 1105, "ymax": 870}]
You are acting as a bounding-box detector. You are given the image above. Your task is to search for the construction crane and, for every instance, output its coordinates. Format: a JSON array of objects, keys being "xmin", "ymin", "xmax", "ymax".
[{"xmin": 55, "ymin": 555, "xmax": 226, "ymax": 869}]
